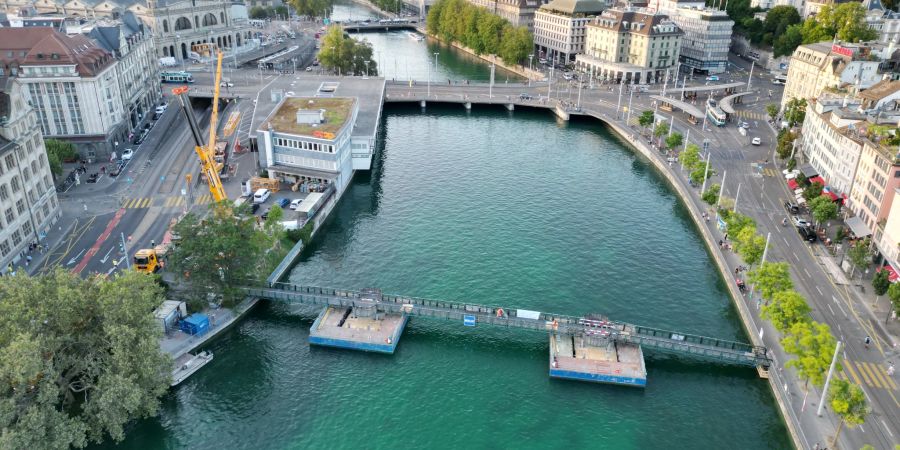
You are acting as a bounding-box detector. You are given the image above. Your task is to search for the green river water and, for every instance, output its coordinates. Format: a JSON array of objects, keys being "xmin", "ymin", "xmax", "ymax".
[{"xmin": 97, "ymin": 3, "xmax": 790, "ymax": 448}]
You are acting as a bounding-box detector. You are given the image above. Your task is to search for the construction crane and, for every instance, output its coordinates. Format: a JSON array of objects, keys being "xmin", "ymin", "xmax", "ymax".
[
  {"xmin": 134, "ymin": 51, "xmax": 227, "ymax": 274},
  {"xmin": 172, "ymin": 49, "xmax": 227, "ymax": 203}
]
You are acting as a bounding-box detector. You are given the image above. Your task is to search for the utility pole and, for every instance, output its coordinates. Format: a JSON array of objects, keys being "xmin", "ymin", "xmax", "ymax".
[
  {"xmin": 715, "ymin": 169, "xmax": 727, "ymax": 221},
  {"xmin": 747, "ymin": 60, "xmax": 755, "ymax": 91},
  {"xmin": 489, "ymin": 63, "xmax": 495, "ymax": 99},
  {"xmin": 617, "ymin": 81, "xmax": 623, "ymax": 119},
  {"xmin": 700, "ymin": 153, "xmax": 711, "ymax": 194},
  {"xmin": 577, "ymin": 80, "xmax": 583, "ymax": 109},
  {"xmin": 548, "ymin": 65, "xmax": 554, "ymax": 100},
  {"xmin": 734, "ymin": 182, "xmax": 742, "ymax": 213},
  {"xmin": 120, "ymin": 232, "xmax": 131, "ymax": 269},
  {"xmin": 669, "ymin": 115, "xmax": 674, "ymax": 137},
  {"xmin": 626, "ymin": 89, "xmax": 634, "ymax": 125},
  {"xmin": 818, "ymin": 341, "xmax": 842, "ymax": 417}
]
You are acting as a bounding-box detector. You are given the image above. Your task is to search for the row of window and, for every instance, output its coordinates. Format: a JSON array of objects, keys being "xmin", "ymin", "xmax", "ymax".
[{"xmin": 273, "ymin": 137, "xmax": 336, "ymax": 154}]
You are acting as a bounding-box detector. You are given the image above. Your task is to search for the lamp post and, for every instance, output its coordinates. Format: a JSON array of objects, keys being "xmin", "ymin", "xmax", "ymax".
[{"xmin": 528, "ymin": 54, "xmax": 534, "ymax": 86}]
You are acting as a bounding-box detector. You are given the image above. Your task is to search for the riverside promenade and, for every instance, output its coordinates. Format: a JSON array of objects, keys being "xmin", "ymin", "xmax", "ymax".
[{"xmin": 381, "ymin": 80, "xmax": 899, "ymax": 450}]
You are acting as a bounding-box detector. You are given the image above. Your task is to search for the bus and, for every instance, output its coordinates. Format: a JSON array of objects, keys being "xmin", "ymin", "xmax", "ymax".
[
  {"xmin": 160, "ymin": 71, "xmax": 194, "ymax": 83},
  {"xmin": 706, "ymin": 99, "xmax": 727, "ymax": 126},
  {"xmin": 773, "ymin": 74, "xmax": 787, "ymax": 85}
]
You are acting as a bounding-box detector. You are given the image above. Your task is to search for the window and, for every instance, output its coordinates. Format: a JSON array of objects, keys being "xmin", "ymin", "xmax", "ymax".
[
  {"xmin": 15, "ymin": 199, "xmax": 24, "ymax": 214},
  {"xmin": 11, "ymin": 230, "xmax": 20, "ymax": 246},
  {"xmin": 10, "ymin": 176, "xmax": 19, "ymax": 193},
  {"xmin": 0, "ymin": 184, "xmax": 7, "ymax": 201},
  {"xmin": 4, "ymin": 154, "xmax": 13, "ymax": 172},
  {"xmin": 0, "ymin": 240, "xmax": 9, "ymax": 257},
  {"xmin": 22, "ymin": 221, "xmax": 31, "ymax": 237},
  {"xmin": 4, "ymin": 208, "xmax": 13, "ymax": 224}
]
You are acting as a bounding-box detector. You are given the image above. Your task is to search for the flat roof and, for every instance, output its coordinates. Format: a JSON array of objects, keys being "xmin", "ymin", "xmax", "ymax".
[
  {"xmin": 251, "ymin": 76, "xmax": 385, "ymax": 142},
  {"xmin": 267, "ymin": 97, "xmax": 355, "ymax": 137}
]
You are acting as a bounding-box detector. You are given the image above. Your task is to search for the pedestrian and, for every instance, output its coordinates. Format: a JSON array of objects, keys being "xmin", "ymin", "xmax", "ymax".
[
  {"xmin": 865, "ymin": 335, "xmax": 871, "ymax": 349},
  {"xmin": 724, "ymin": 233, "xmax": 728, "ymax": 241},
  {"xmin": 888, "ymin": 363, "xmax": 895, "ymax": 377},
  {"xmin": 718, "ymin": 239, "xmax": 723, "ymax": 248}
]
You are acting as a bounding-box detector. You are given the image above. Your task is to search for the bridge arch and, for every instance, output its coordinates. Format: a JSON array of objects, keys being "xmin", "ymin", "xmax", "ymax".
[{"xmin": 202, "ymin": 12, "xmax": 217, "ymax": 27}]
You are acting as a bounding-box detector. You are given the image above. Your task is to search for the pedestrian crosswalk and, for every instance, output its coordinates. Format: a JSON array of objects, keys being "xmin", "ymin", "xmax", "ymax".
[
  {"xmin": 121, "ymin": 194, "xmax": 215, "ymax": 209},
  {"xmin": 732, "ymin": 110, "xmax": 767, "ymax": 121},
  {"xmin": 762, "ymin": 168, "xmax": 778, "ymax": 177},
  {"xmin": 839, "ymin": 359, "xmax": 897, "ymax": 390}
]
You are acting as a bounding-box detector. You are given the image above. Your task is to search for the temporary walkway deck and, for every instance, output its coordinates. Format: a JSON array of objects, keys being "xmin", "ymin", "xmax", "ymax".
[
  {"xmin": 649, "ymin": 95, "xmax": 705, "ymax": 120},
  {"xmin": 667, "ymin": 82, "xmax": 744, "ymax": 94},
  {"xmin": 243, "ymin": 282, "xmax": 771, "ymax": 368}
]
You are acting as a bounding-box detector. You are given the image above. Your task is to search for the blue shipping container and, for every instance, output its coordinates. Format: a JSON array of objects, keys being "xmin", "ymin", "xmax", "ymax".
[{"xmin": 180, "ymin": 313, "xmax": 210, "ymax": 336}]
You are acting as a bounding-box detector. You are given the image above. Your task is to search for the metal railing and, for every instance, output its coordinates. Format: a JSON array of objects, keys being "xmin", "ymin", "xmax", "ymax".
[{"xmin": 241, "ymin": 282, "xmax": 771, "ymax": 367}]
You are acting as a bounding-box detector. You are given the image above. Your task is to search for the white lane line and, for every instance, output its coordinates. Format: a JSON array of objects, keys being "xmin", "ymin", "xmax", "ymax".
[
  {"xmin": 804, "ymin": 267, "xmax": 811, "ymax": 277},
  {"xmin": 828, "ymin": 304, "xmax": 836, "ymax": 316},
  {"xmin": 794, "ymin": 252, "xmax": 801, "ymax": 262},
  {"xmin": 834, "ymin": 300, "xmax": 849, "ymax": 318},
  {"xmin": 883, "ymin": 420, "xmax": 894, "ymax": 437},
  {"xmin": 783, "ymin": 236, "xmax": 790, "ymax": 246},
  {"xmin": 815, "ymin": 286, "xmax": 824, "ymax": 296}
]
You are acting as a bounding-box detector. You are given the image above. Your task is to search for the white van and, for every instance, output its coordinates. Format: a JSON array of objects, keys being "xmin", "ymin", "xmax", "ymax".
[{"xmin": 253, "ymin": 188, "xmax": 271, "ymax": 204}]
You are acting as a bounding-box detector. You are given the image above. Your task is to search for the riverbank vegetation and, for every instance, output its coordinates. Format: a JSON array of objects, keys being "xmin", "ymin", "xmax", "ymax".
[
  {"xmin": 318, "ymin": 26, "xmax": 378, "ymax": 76},
  {"xmin": 0, "ymin": 269, "xmax": 171, "ymax": 448},
  {"xmin": 426, "ymin": 0, "xmax": 532, "ymax": 66},
  {"xmin": 288, "ymin": 0, "xmax": 333, "ymax": 17}
]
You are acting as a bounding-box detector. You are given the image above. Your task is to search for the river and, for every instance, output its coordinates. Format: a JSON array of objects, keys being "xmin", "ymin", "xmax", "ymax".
[{"xmin": 96, "ymin": 3, "xmax": 789, "ymax": 448}]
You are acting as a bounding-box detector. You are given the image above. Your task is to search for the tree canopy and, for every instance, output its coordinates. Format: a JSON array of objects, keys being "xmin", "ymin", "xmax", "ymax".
[
  {"xmin": 846, "ymin": 238, "xmax": 871, "ymax": 277},
  {"xmin": 288, "ymin": 0, "xmax": 332, "ymax": 17},
  {"xmin": 45, "ymin": 139, "xmax": 78, "ymax": 178},
  {"xmin": 167, "ymin": 202, "xmax": 283, "ymax": 306},
  {"xmin": 317, "ymin": 26, "xmax": 378, "ymax": 76},
  {"xmin": 427, "ymin": 0, "xmax": 532, "ymax": 65},
  {"xmin": 782, "ymin": 320, "xmax": 837, "ymax": 388},
  {"xmin": 748, "ymin": 262, "xmax": 793, "ymax": 301},
  {"xmin": 872, "ymin": 267, "xmax": 891, "ymax": 297},
  {"xmin": 638, "ymin": 110, "xmax": 655, "ymax": 130},
  {"xmin": 809, "ymin": 195, "xmax": 838, "ymax": 225},
  {"xmin": 0, "ymin": 269, "xmax": 170, "ymax": 448},
  {"xmin": 762, "ymin": 289, "xmax": 811, "ymax": 332},
  {"xmin": 783, "ymin": 98, "xmax": 807, "ymax": 128},
  {"xmin": 829, "ymin": 379, "xmax": 869, "ymax": 443}
]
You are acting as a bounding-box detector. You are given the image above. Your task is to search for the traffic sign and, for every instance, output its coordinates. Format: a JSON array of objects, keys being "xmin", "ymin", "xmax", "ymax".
[{"xmin": 463, "ymin": 315, "xmax": 476, "ymax": 327}]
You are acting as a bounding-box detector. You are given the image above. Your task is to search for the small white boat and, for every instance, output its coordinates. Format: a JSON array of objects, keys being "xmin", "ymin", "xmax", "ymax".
[
  {"xmin": 407, "ymin": 31, "xmax": 424, "ymax": 41},
  {"xmin": 171, "ymin": 351, "xmax": 214, "ymax": 386}
]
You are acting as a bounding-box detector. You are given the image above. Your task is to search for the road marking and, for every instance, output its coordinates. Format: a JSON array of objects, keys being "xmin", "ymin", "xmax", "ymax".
[
  {"xmin": 857, "ymin": 362, "xmax": 883, "ymax": 389},
  {"xmin": 66, "ymin": 249, "xmax": 85, "ymax": 266},
  {"xmin": 844, "ymin": 361, "xmax": 864, "ymax": 386},
  {"xmin": 827, "ymin": 304, "xmax": 836, "ymax": 317},
  {"xmin": 803, "ymin": 267, "xmax": 811, "ymax": 277},
  {"xmin": 869, "ymin": 362, "xmax": 898, "ymax": 390},
  {"xmin": 72, "ymin": 208, "xmax": 127, "ymax": 275},
  {"xmin": 833, "ymin": 299, "xmax": 848, "ymax": 318},
  {"xmin": 99, "ymin": 246, "xmax": 114, "ymax": 264},
  {"xmin": 815, "ymin": 285, "xmax": 823, "ymax": 296},
  {"xmin": 882, "ymin": 420, "xmax": 893, "ymax": 437}
]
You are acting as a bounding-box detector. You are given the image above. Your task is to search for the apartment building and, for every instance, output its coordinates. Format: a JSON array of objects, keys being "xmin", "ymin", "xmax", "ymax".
[
  {"xmin": 648, "ymin": 0, "xmax": 733, "ymax": 74},
  {"xmin": 533, "ymin": 0, "xmax": 606, "ymax": 65},
  {"xmin": 0, "ymin": 78, "xmax": 61, "ymax": 273},
  {"xmin": 466, "ymin": 0, "xmax": 545, "ymax": 30},
  {"xmin": 782, "ymin": 41, "xmax": 885, "ymax": 109},
  {"xmin": 575, "ymin": 8, "xmax": 682, "ymax": 83},
  {"xmin": 800, "ymin": 97, "xmax": 866, "ymax": 198}
]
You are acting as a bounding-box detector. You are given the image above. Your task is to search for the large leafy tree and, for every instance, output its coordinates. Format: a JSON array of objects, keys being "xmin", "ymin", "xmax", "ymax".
[
  {"xmin": 680, "ymin": 143, "xmax": 701, "ymax": 170},
  {"xmin": 762, "ymin": 290, "xmax": 811, "ymax": 332},
  {"xmin": 288, "ymin": 0, "xmax": 332, "ymax": 17},
  {"xmin": 317, "ymin": 26, "xmax": 377, "ymax": 76},
  {"xmin": 0, "ymin": 269, "xmax": 170, "ymax": 448},
  {"xmin": 816, "ymin": 3, "xmax": 878, "ymax": 43},
  {"xmin": 665, "ymin": 132, "xmax": 683, "ymax": 151},
  {"xmin": 889, "ymin": 282, "xmax": 900, "ymax": 316},
  {"xmin": 829, "ymin": 379, "xmax": 869, "ymax": 444},
  {"xmin": 168, "ymin": 202, "xmax": 280, "ymax": 305},
  {"xmin": 784, "ymin": 98, "xmax": 807, "ymax": 128},
  {"xmin": 748, "ymin": 262, "xmax": 793, "ymax": 301},
  {"xmin": 809, "ymin": 195, "xmax": 838, "ymax": 226},
  {"xmin": 782, "ymin": 320, "xmax": 837, "ymax": 388},
  {"xmin": 44, "ymin": 139, "xmax": 78, "ymax": 177},
  {"xmin": 872, "ymin": 268, "xmax": 891, "ymax": 300},
  {"xmin": 846, "ymin": 238, "xmax": 871, "ymax": 278},
  {"xmin": 802, "ymin": 181, "xmax": 824, "ymax": 203},
  {"xmin": 428, "ymin": 0, "xmax": 531, "ymax": 63},
  {"xmin": 734, "ymin": 227, "xmax": 766, "ymax": 266}
]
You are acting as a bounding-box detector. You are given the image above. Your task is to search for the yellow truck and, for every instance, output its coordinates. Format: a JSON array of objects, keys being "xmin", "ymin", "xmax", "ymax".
[{"xmin": 134, "ymin": 245, "xmax": 169, "ymax": 273}]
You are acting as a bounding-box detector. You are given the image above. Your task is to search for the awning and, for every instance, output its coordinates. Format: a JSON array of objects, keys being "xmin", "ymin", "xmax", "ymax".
[
  {"xmin": 845, "ymin": 216, "xmax": 872, "ymax": 237},
  {"xmin": 808, "ymin": 176, "xmax": 826, "ymax": 186},
  {"xmin": 800, "ymin": 164, "xmax": 819, "ymax": 178},
  {"xmin": 825, "ymin": 191, "xmax": 838, "ymax": 201},
  {"xmin": 787, "ymin": 179, "xmax": 799, "ymax": 190},
  {"xmin": 880, "ymin": 265, "xmax": 900, "ymax": 282}
]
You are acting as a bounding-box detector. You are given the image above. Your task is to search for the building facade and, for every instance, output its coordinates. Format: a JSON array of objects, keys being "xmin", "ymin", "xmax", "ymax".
[
  {"xmin": 0, "ymin": 78, "xmax": 61, "ymax": 273},
  {"xmin": 670, "ymin": 6, "xmax": 732, "ymax": 74},
  {"xmin": 800, "ymin": 97, "xmax": 866, "ymax": 197},
  {"xmin": 782, "ymin": 41, "xmax": 885, "ymax": 109},
  {"xmin": 87, "ymin": 11, "xmax": 160, "ymax": 131},
  {"xmin": 575, "ymin": 8, "xmax": 682, "ymax": 83},
  {"xmin": 847, "ymin": 139, "xmax": 900, "ymax": 239},
  {"xmin": 533, "ymin": 0, "xmax": 606, "ymax": 65},
  {"xmin": 466, "ymin": 0, "xmax": 544, "ymax": 30},
  {"xmin": 0, "ymin": 0, "xmax": 254, "ymax": 64},
  {"xmin": 0, "ymin": 27, "xmax": 131, "ymax": 161}
]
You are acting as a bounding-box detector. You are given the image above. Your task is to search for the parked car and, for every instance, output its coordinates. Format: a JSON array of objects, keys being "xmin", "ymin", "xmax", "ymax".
[
  {"xmin": 155, "ymin": 104, "xmax": 167, "ymax": 115},
  {"xmin": 751, "ymin": 137, "xmax": 762, "ymax": 145},
  {"xmin": 783, "ymin": 201, "xmax": 800, "ymax": 214},
  {"xmin": 220, "ymin": 81, "xmax": 234, "ymax": 88},
  {"xmin": 706, "ymin": 75, "xmax": 720, "ymax": 81},
  {"xmin": 798, "ymin": 226, "xmax": 817, "ymax": 242},
  {"xmin": 290, "ymin": 198, "xmax": 303, "ymax": 210},
  {"xmin": 253, "ymin": 188, "xmax": 271, "ymax": 204},
  {"xmin": 519, "ymin": 93, "xmax": 533, "ymax": 100},
  {"xmin": 792, "ymin": 216, "xmax": 811, "ymax": 228},
  {"xmin": 306, "ymin": 66, "xmax": 313, "ymax": 72},
  {"xmin": 276, "ymin": 197, "xmax": 290, "ymax": 208},
  {"xmin": 121, "ymin": 149, "xmax": 134, "ymax": 161},
  {"xmin": 251, "ymin": 203, "xmax": 260, "ymax": 214}
]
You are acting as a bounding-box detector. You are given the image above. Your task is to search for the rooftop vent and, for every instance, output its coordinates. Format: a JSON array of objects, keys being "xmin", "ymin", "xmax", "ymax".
[{"xmin": 296, "ymin": 108, "xmax": 325, "ymax": 125}]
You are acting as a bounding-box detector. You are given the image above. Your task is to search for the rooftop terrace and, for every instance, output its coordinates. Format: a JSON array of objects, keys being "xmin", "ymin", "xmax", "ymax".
[{"xmin": 267, "ymin": 97, "xmax": 355, "ymax": 137}]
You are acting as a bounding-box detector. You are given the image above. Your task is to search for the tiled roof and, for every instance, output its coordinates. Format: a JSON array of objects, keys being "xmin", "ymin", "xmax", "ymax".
[
  {"xmin": 591, "ymin": 9, "xmax": 681, "ymax": 36},
  {"xmin": 0, "ymin": 27, "xmax": 114, "ymax": 77}
]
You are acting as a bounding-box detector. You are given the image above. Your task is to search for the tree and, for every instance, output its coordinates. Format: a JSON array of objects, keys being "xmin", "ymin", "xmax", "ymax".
[
  {"xmin": 0, "ymin": 269, "xmax": 170, "ymax": 448},
  {"xmin": 818, "ymin": 3, "xmax": 878, "ymax": 43},
  {"xmin": 288, "ymin": 0, "xmax": 332, "ymax": 17},
  {"xmin": 847, "ymin": 238, "xmax": 871, "ymax": 278},
  {"xmin": 829, "ymin": 379, "xmax": 869, "ymax": 445},
  {"xmin": 690, "ymin": 165, "xmax": 714, "ymax": 185},
  {"xmin": 665, "ymin": 132, "xmax": 683, "ymax": 151},
  {"xmin": 776, "ymin": 130, "xmax": 797, "ymax": 160},
  {"xmin": 809, "ymin": 195, "xmax": 838, "ymax": 226},
  {"xmin": 774, "ymin": 24, "xmax": 803, "ymax": 57},
  {"xmin": 872, "ymin": 268, "xmax": 890, "ymax": 306},
  {"xmin": 653, "ymin": 121, "xmax": 669, "ymax": 139},
  {"xmin": 766, "ymin": 104, "xmax": 780, "ymax": 122},
  {"xmin": 784, "ymin": 98, "xmax": 807, "ymax": 127},
  {"xmin": 764, "ymin": 5, "xmax": 801, "ymax": 36},
  {"xmin": 889, "ymin": 282, "xmax": 900, "ymax": 317},
  {"xmin": 45, "ymin": 138, "xmax": 78, "ymax": 177},
  {"xmin": 317, "ymin": 26, "xmax": 377, "ymax": 76},
  {"xmin": 702, "ymin": 183, "xmax": 720, "ymax": 205},
  {"xmin": 762, "ymin": 290, "xmax": 811, "ymax": 332},
  {"xmin": 734, "ymin": 227, "xmax": 766, "ymax": 266},
  {"xmin": 249, "ymin": 6, "xmax": 269, "ymax": 18},
  {"xmin": 748, "ymin": 262, "xmax": 793, "ymax": 301},
  {"xmin": 428, "ymin": 0, "xmax": 529, "ymax": 62},
  {"xmin": 638, "ymin": 110, "xmax": 655, "ymax": 133},
  {"xmin": 681, "ymin": 143, "xmax": 701, "ymax": 170},
  {"xmin": 168, "ymin": 202, "xmax": 280, "ymax": 306},
  {"xmin": 802, "ymin": 181, "xmax": 824, "ymax": 203},
  {"xmin": 781, "ymin": 320, "xmax": 837, "ymax": 388}
]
